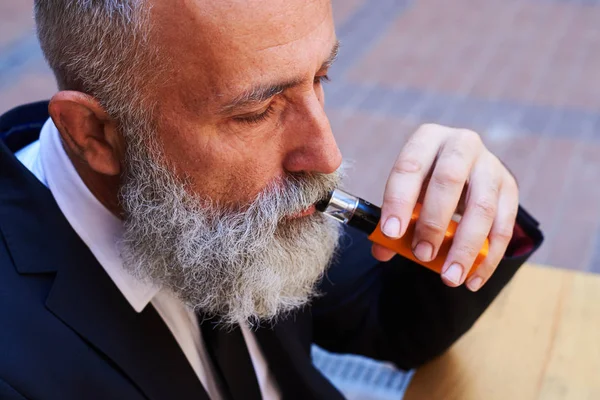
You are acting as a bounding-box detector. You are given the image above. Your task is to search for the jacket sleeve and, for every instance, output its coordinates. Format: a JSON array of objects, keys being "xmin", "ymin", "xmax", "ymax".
[{"xmin": 312, "ymin": 206, "xmax": 544, "ymax": 370}]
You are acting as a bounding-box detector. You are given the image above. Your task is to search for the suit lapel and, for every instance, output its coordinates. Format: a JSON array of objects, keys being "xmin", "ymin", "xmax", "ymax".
[
  {"xmin": 45, "ymin": 246, "xmax": 208, "ymax": 400},
  {"xmin": 0, "ymin": 125, "xmax": 208, "ymax": 400}
]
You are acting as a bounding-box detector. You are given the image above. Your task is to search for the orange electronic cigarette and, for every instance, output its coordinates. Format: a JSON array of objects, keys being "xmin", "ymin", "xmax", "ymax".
[{"xmin": 316, "ymin": 188, "xmax": 489, "ymax": 276}]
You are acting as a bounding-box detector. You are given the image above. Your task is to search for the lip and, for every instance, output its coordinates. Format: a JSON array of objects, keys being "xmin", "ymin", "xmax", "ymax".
[{"xmin": 287, "ymin": 205, "xmax": 316, "ymax": 219}]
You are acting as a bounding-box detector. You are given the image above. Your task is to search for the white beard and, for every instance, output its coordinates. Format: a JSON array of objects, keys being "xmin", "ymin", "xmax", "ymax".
[{"xmin": 118, "ymin": 127, "xmax": 343, "ymax": 325}]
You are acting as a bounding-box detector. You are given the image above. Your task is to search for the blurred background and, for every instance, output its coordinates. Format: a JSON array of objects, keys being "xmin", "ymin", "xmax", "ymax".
[
  {"xmin": 325, "ymin": 0, "xmax": 600, "ymax": 274},
  {"xmin": 1, "ymin": 0, "xmax": 599, "ymax": 398}
]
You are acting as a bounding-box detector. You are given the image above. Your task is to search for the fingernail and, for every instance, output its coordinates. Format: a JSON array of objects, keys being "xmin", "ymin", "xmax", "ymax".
[
  {"xmin": 382, "ymin": 217, "xmax": 401, "ymax": 238},
  {"xmin": 443, "ymin": 263, "xmax": 463, "ymax": 285},
  {"xmin": 413, "ymin": 241, "xmax": 433, "ymax": 262},
  {"xmin": 467, "ymin": 277, "xmax": 483, "ymax": 292}
]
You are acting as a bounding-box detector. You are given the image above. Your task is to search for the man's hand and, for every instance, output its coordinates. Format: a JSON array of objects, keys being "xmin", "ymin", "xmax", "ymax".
[{"xmin": 373, "ymin": 124, "xmax": 519, "ymax": 292}]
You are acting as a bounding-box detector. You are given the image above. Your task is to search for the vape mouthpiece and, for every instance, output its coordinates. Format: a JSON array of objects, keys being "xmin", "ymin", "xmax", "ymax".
[
  {"xmin": 316, "ymin": 189, "xmax": 381, "ymax": 233},
  {"xmin": 314, "ymin": 193, "xmax": 333, "ymax": 213}
]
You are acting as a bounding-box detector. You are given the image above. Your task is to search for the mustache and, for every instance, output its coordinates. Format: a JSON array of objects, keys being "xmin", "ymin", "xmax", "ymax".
[
  {"xmin": 196, "ymin": 168, "xmax": 346, "ymax": 220},
  {"xmin": 262, "ymin": 170, "xmax": 344, "ymax": 216}
]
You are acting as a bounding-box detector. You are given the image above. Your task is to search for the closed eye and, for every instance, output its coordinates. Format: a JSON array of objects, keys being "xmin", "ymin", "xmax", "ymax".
[
  {"xmin": 232, "ymin": 105, "xmax": 276, "ymax": 125},
  {"xmin": 232, "ymin": 75, "xmax": 331, "ymax": 125},
  {"xmin": 314, "ymin": 74, "xmax": 331, "ymax": 85}
]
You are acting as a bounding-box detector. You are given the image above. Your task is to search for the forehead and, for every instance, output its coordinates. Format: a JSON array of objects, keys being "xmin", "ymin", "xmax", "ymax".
[
  {"xmin": 150, "ymin": 0, "xmax": 334, "ymax": 106},
  {"xmin": 189, "ymin": 0, "xmax": 332, "ymax": 50}
]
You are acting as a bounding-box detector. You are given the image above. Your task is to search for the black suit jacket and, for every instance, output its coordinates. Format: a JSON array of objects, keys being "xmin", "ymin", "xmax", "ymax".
[{"xmin": 0, "ymin": 102, "xmax": 543, "ymax": 400}]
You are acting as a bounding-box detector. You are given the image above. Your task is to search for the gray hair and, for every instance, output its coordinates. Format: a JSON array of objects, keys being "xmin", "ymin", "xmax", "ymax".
[{"xmin": 34, "ymin": 0, "xmax": 157, "ymax": 122}]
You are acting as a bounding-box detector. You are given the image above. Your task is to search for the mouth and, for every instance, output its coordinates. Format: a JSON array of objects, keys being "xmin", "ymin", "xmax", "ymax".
[{"xmin": 286, "ymin": 205, "xmax": 316, "ymax": 220}]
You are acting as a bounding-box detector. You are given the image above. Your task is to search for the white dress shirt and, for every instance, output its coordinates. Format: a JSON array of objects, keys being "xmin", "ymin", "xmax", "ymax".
[{"xmin": 16, "ymin": 118, "xmax": 280, "ymax": 399}]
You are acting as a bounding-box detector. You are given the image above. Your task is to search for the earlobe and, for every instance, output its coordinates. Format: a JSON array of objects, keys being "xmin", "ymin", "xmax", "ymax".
[{"xmin": 48, "ymin": 91, "xmax": 123, "ymax": 176}]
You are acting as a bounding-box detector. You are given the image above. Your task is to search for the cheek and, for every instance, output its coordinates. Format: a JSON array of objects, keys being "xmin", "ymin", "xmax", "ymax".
[{"xmin": 156, "ymin": 122, "xmax": 286, "ymax": 204}]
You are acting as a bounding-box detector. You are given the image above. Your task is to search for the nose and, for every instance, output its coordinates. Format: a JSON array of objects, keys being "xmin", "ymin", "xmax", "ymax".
[{"xmin": 282, "ymin": 95, "xmax": 343, "ymax": 175}]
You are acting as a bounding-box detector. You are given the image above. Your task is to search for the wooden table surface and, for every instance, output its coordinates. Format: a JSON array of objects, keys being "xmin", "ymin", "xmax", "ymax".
[{"xmin": 404, "ymin": 264, "xmax": 600, "ymax": 400}]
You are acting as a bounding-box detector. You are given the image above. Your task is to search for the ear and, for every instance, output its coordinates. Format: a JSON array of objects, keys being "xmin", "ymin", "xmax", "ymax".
[{"xmin": 48, "ymin": 91, "xmax": 124, "ymax": 176}]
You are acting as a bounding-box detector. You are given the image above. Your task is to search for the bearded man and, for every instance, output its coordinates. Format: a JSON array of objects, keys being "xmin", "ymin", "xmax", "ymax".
[{"xmin": 0, "ymin": 1, "xmax": 542, "ymax": 399}]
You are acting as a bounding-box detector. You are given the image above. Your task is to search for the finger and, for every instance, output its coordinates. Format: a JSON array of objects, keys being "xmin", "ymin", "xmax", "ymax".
[
  {"xmin": 371, "ymin": 243, "xmax": 396, "ymax": 262},
  {"xmin": 440, "ymin": 153, "xmax": 501, "ymax": 287},
  {"xmin": 380, "ymin": 124, "xmax": 444, "ymax": 239},
  {"xmin": 412, "ymin": 130, "xmax": 481, "ymax": 263},
  {"xmin": 465, "ymin": 174, "xmax": 519, "ymax": 291}
]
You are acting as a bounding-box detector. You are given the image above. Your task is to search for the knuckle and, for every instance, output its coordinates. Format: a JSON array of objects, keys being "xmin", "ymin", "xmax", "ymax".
[
  {"xmin": 416, "ymin": 219, "xmax": 446, "ymax": 237},
  {"xmin": 418, "ymin": 123, "xmax": 442, "ymax": 134},
  {"xmin": 433, "ymin": 168, "xmax": 466, "ymax": 187},
  {"xmin": 493, "ymin": 226, "xmax": 515, "ymax": 243},
  {"xmin": 446, "ymin": 144, "xmax": 469, "ymax": 161},
  {"xmin": 457, "ymin": 128, "xmax": 483, "ymax": 145},
  {"xmin": 473, "ymin": 197, "xmax": 497, "ymax": 219},
  {"xmin": 383, "ymin": 193, "xmax": 412, "ymax": 210},
  {"xmin": 454, "ymin": 243, "xmax": 481, "ymax": 260},
  {"xmin": 392, "ymin": 157, "xmax": 424, "ymax": 175}
]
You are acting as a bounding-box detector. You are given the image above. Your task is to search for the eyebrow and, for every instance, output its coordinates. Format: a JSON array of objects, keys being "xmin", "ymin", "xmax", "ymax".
[
  {"xmin": 322, "ymin": 40, "xmax": 340, "ymax": 70},
  {"xmin": 219, "ymin": 40, "xmax": 340, "ymax": 115}
]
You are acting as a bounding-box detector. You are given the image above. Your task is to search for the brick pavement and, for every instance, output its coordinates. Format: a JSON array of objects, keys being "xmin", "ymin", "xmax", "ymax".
[
  {"xmin": 1, "ymin": 0, "xmax": 599, "ymax": 272},
  {"xmin": 328, "ymin": 0, "xmax": 600, "ymax": 273}
]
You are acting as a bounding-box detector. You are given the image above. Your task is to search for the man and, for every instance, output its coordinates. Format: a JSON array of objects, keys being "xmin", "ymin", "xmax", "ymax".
[{"xmin": 0, "ymin": 1, "xmax": 542, "ymax": 399}]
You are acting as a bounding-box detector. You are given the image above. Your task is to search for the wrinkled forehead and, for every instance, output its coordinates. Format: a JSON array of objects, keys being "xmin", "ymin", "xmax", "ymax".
[{"xmin": 149, "ymin": 0, "xmax": 334, "ymax": 105}]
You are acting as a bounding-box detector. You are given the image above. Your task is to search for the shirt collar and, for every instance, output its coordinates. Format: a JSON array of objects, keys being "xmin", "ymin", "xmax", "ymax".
[{"xmin": 39, "ymin": 118, "xmax": 160, "ymax": 312}]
